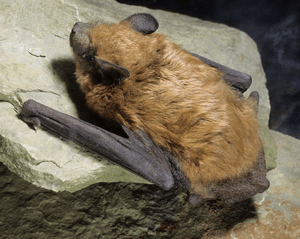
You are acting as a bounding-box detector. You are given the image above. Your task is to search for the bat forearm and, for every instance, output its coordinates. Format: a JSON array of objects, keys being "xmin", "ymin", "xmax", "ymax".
[{"xmin": 22, "ymin": 99, "xmax": 175, "ymax": 191}]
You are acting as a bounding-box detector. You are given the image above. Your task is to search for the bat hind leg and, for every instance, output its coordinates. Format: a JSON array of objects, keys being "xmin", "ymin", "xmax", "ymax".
[{"xmin": 249, "ymin": 91, "xmax": 259, "ymax": 107}]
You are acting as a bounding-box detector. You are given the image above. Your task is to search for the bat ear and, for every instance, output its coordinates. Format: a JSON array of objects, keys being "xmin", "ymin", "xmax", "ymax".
[
  {"xmin": 95, "ymin": 57, "xmax": 130, "ymax": 84},
  {"xmin": 122, "ymin": 13, "xmax": 159, "ymax": 35}
]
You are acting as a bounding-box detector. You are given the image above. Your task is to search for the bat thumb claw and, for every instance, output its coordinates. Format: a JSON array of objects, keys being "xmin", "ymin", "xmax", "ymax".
[{"xmin": 22, "ymin": 116, "xmax": 41, "ymax": 132}]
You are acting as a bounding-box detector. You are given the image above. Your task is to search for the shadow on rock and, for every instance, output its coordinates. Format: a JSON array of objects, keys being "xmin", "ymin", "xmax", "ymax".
[
  {"xmin": 50, "ymin": 58, "xmax": 127, "ymax": 137},
  {"xmin": 0, "ymin": 162, "xmax": 258, "ymax": 239}
]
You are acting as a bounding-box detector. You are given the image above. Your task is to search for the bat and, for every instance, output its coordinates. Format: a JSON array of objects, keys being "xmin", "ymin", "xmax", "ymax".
[{"xmin": 22, "ymin": 13, "xmax": 269, "ymax": 205}]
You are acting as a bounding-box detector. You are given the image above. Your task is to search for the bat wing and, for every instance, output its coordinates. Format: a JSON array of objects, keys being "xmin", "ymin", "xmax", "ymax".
[
  {"xmin": 22, "ymin": 99, "xmax": 176, "ymax": 191},
  {"xmin": 190, "ymin": 53, "xmax": 252, "ymax": 93}
]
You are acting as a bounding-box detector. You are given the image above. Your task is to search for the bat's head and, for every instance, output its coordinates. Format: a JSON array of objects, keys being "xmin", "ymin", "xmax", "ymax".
[{"xmin": 70, "ymin": 13, "xmax": 160, "ymax": 86}]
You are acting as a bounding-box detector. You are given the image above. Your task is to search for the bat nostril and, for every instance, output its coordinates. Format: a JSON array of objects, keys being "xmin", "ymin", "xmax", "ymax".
[
  {"xmin": 72, "ymin": 22, "xmax": 82, "ymax": 34},
  {"xmin": 71, "ymin": 22, "xmax": 96, "ymax": 37}
]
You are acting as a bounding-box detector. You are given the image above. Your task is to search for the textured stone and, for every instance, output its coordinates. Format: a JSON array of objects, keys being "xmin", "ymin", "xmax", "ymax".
[
  {"xmin": 0, "ymin": 0, "xmax": 276, "ymax": 192},
  {"xmin": 0, "ymin": 130, "xmax": 299, "ymax": 238},
  {"xmin": 216, "ymin": 130, "xmax": 300, "ymax": 239}
]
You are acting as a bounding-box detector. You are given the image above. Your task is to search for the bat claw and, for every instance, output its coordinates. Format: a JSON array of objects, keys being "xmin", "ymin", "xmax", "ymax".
[{"xmin": 22, "ymin": 116, "xmax": 41, "ymax": 132}]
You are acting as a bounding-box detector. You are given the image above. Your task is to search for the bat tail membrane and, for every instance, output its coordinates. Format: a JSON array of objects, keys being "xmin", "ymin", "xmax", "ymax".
[
  {"xmin": 22, "ymin": 99, "xmax": 175, "ymax": 191},
  {"xmin": 188, "ymin": 149, "xmax": 270, "ymax": 205}
]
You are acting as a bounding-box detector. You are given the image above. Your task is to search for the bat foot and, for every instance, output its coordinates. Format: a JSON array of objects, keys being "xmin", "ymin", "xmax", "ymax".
[
  {"xmin": 249, "ymin": 91, "xmax": 259, "ymax": 106},
  {"xmin": 188, "ymin": 194, "xmax": 205, "ymax": 205}
]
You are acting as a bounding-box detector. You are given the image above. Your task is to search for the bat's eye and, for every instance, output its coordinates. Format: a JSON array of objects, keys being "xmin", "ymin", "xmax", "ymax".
[{"xmin": 84, "ymin": 53, "xmax": 95, "ymax": 64}]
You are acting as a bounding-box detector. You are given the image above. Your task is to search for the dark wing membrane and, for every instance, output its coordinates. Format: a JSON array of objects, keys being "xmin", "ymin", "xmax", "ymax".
[
  {"xmin": 190, "ymin": 53, "xmax": 252, "ymax": 93},
  {"xmin": 22, "ymin": 100, "xmax": 175, "ymax": 191}
]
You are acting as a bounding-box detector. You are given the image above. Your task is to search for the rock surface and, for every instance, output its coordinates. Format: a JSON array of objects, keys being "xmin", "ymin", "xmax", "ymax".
[
  {"xmin": 0, "ymin": 0, "xmax": 276, "ymax": 192},
  {"xmin": 0, "ymin": 130, "xmax": 299, "ymax": 238}
]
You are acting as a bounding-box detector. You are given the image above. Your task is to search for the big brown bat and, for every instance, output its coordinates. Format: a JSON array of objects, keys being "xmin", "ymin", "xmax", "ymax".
[{"xmin": 22, "ymin": 13, "xmax": 269, "ymax": 205}]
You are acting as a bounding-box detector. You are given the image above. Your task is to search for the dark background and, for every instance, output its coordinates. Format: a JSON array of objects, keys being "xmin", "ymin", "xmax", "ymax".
[{"xmin": 118, "ymin": 0, "xmax": 300, "ymax": 139}]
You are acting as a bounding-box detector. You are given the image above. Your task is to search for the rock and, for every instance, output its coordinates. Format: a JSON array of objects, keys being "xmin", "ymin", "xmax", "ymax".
[
  {"xmin": 219, "ymin": 130, "xmax": 300, "ymax": 239},
  {"xmin": 0, "ymin": 130, "xmax": 298, "ymax": 238},
  {"xmin": 0, "ymin": 0, "xmax": 276, "ymax": 192}
]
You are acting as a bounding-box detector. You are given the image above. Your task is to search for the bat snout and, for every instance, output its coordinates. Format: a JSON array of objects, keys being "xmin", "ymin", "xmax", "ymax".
[
  {"xmin": 70, "ymin": 22, "xmax": 96, "ymax": 55},
  {"xmin": 71, "ymin": 22, "xmax": 96, "ymax": 35},
  {"xmin": 72, "ymin": 22, "xmax": 84, "ymax": 34}
]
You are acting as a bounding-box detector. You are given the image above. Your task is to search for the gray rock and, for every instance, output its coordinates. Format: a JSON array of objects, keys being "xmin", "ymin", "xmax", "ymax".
[
  {"xmin": 0, "ymin": 0, "xmax": 276, "ymax": 193},
  {"xmin": 0, "ymin": 130, "xmax": 298, "ymax": 238}
]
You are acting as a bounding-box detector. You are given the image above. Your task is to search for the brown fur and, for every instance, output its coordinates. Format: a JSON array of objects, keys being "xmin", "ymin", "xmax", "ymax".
[{"xmin": 73, "ymin": 21, "xmax": 262, "ymax": 196}]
